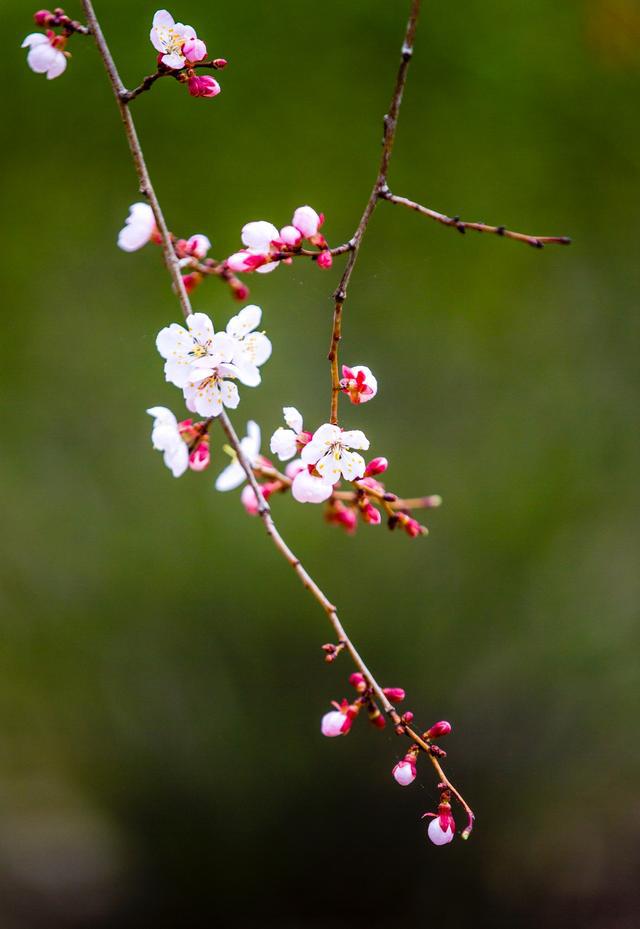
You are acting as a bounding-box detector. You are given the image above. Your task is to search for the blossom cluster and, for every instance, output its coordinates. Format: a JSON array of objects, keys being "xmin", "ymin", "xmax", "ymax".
[
  {"xmin": 226, "ymin": 206, "xmax": 333, "ymax": 274},
  {"xmin": 321, "ymin": 673, "xmax": 457, "ymax": 845},
  {"xmin": 150, "ymin": 9, "xmax": 222, "ymax": 98},
  {"xmin": 22, "ymin": 8, "xmax": 82, "ymax": 80}
]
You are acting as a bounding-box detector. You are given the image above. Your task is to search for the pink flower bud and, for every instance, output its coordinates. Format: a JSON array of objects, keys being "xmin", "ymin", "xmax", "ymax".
[
  {"xmin": 189, "ymin": 441, "xmax": 210, "ymax": 472},
  {"xmin": 425, "ymin": 720, "xmax": 452, "ymax": 739},
  {"xmin": 316, "ymin": 250, "xmax": 333, "ymax": 269},
  {"xmin": 182, "ymin": 37, "xmax": 207, "ymax": 63},
  {"xmin": 187, "ymin": 74, "xmax": 221, "ymax": 98},
  {"xmin": 292, "ymin": 205, "xmax": 322, "ymax": 239},
  {"xmin": 182, "ymin": 272, "xmax": 202, "ymax": 293},
  {"xmin": 361, "ymin": 502, "xmax": 381, "ymax": 525},
  {"xmin": 341, "ymin": 365, "xmax": 378, "ymax": 404},
  {"xmin": 364, "ymin": 457, "xmax": 388, "ymax": 477},
  {"xmin": 321, "ymin": 710, "xmax": 352, "ymax": 738},
  {"xmin": 382, "ymin": 687, "xmax": 405, "ymax": 703},
  {"xmin": 186, "ymin": 234, "xmax": 211, "ymax": 259},
  {"xmin": 284, "ymin": 458, "xmax": 306, "ymax": 480},
  {"xmin": 349, "ymin": 672, "xmax": 366, "ymax": 691},
  {"xmin": 392, "ymin": 757, "xmax": 417, "ymax": 786},
  {"xmin": 368, "ymin": 705, "xmax": 386, "ymax": 728},
  {"xmin": 240, "ymin": 484, "xmax": 260, "ymax": 516},
  {"xmin": 279, "ymin": 225, "xmax": 303, "ymax": 247},
  {"xmin": 226, "ymin": 250, "xmax": 267, "ymax": 272},
  {"xmin": 213, "ymin": 58, "xmax": 228, "ymax": 69},
  {"xmin": 34, "ymin": 9, "xmax": 53, "ymax": 25}
]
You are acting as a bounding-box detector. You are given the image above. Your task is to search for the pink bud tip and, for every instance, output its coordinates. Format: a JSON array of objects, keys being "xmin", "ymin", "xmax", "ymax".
[
  {"xmin": 349, "ymin": 672, "xmax": 366, "ymax": 690},
  {"xmin": 316, "ymin": 250, "xmax": 333, "ymax": 269},
  {"xmin": 402, "ymin": 711, "xmax": 414, "ymax": 723},
  {"xmin": 213, "ymin": 58, "xmax": 228, "ymax": 69},
  {"xmin": 361, "ymin": 502, "xmax": 381, "ymax": 526},
  {"xmin": 182, "ymin": 37, "xmax": 207, "ymax": 63},
  {"xmin": 187, "ymin": 74, "xmax": 221, "ymax": 99},
  {"xmin": 188, "ymin": 441, "xmax": 210, "ymax": 472},
  {"xmin": 382, "ymin": 687, "xmax": 406, "ymax": 703},
  {"xmin": 392, "ymin": 759, "xmax": 417, "ymax": 786},
  {"xmin": 232, "ymin": 282, "xmax": 250, "ymax": 301},
  {"xmin": 369, "ymin": 711, "xmax": 386, "ymax": 729},
  {"xmin": 427, "ymin": 816, "xmax": 455, "ymax": 846},
  {"xmin": 364, "ymin": 457, "xmax": 388, "ymax": 477},
  {"xmin": 425, "ymin": 720, "xmax": 452, "ymax": 739},
  {"xmin": 34, "ymin": 9, "xmax": 52, "ymax": 25}
]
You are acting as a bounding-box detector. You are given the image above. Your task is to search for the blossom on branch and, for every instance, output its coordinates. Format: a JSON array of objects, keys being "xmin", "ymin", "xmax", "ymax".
[
  {"xmin": 301, "ymin": 424, "xmax": 370, "ymax": 485},
  {"xmin": 188, "ymin": 74, "xmax": 220, "ymax": 98},
  {"xmin": 269, "ymin": 407, "xmax": 311, "ymax": 462},
  {"xmin": 291, "ymin": 468, "xmax": 333, "ymax": 504},
  {"xmin": 225, "ymin": 205, "xmax": 331, "ymax": 275},
  {"xmin": 147, "ymin": 406, "xmax": 189, "ymax": 477},
  {"xmin": 340, "ymin": 364, "xmax": 378, "ymax": 404},
  {"xmin": 22, "ymin": 31, "xmax": 67, "ymax": 80},
  {"xmin": 118, "ymin": 202, "xmax": 158, "ymax": 252},
  {"xmin": 150, "ymin": 10, "xmax": 205, "ymax": 69}
]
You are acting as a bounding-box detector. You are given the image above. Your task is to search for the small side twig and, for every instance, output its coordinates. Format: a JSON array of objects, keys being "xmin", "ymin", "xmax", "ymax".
[{"xmin": 380, "ymin": 189, "xmax": 571, "ymax": 249}]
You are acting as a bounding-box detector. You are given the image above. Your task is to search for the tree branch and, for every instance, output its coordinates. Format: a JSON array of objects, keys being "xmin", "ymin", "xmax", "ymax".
[
  {"xmin": 82, "ymin": 0, "xmax": 474, "ymax": 836},
  {"xmin": 381, "ymin": 190, "xmax": 572, "ymax": 248}
]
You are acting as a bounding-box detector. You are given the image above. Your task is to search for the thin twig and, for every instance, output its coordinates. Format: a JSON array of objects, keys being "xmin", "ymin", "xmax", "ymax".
[
  {"xmin": 82, "ymin": 0, "xmax": 474, "ymax": 832},
  {"xmin": 121, "ymin": 60, "xmax": 228, "ymax": 103},
  {"xmin": 328, "ymin": 0, "xmax": 421, "ymax": 423},
  {"xmin": 381, "ymin": 190, "xmax": 571, "ymax": 248}
]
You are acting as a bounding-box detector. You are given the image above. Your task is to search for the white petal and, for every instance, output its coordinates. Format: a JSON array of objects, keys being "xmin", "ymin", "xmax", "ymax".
[
  {"xmin": 241, "ymin": 221, "xmax": 279, "ymax": 250},
  {"xmin": 161, "ymin": 51, "xmax": 185, "ymax": 69},
  {"xmin": 164, "ymin": 441, "xmax": 189, "ymax": 478},
  {"xmin": 226, "ymin": 304, "xmax": 262, "ymax": 338},
  {"xmin": 245, "ymin": 420, "xmax": 261, "ymax": 456},
  {"xmin": 209, "ymin": 331, "xmax": 236, "ymax": 363},
  {"xmin": 215, "ymin": 460, "xmax": 246, "ymax": 492},
  {"xmin": 340, "ymin": 429, "xmax": 370, "ymax": 451},
  {"xmin": 187, "ymin": 312, "xmax": 215, "ymax": 344},
  {"xmin": 255, "ymin": 261, "xmax": 279, "ymax": 274},
  {"xmin": 283, "ymin": 407, "xmax": 303, "ymax": 433},
  {"xmin": 220, "ymin": 380, "xmax": 240, "ymax": 409},
  {"xmin": 292, "ymin": 471, "xmax": 333, "ymax": 504},
  {"xmin": 292, "ymin": 205, "xmax": 321, "ymax": 238},
  {"xmin": 46, "ymin": 51, "xmax": 67, "ymax": 79},
  {"xmin": 427, "ymin": 818, "xmax": 454, "ymax": 846},
  {"xmin": 312, "ymin": 423, "xmax": 342, "ymax": 446},
  {"xmin": 27, "ymin": 43, "xmax": 57, "ymax": 74},
  {"xmin": 147, "ymin": 406, "xmax": 178, "ymax": 427},
  {"xmin": 300, "ymin": 440, "xmax": 324, "ymax": 466},
  {"xmin": 156, "ymin": 322, "xmax": 191, "ymax": 359},
  {"xmin": 315, "ymin": 449, "xmax": 342, "ymax": 485},
  {"xmin": 22, "ymin": 32, "xmax": 50, "ymax": 50},
  {"xmin": 339, "ymin": 450, "xmax": 366, "ymax": 482},
  {"xmin": 152, "ymin": 10, "xmax": 175, "ymax": 28},
  {"xmin": 270, "ymin": 427, "xmax": 297, "ymax": 462}
]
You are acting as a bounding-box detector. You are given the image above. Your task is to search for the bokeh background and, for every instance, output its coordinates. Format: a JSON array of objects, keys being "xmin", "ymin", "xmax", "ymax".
[{"xmin": 2, "ymin": 1, "xmax": 639, "ymax": 926}]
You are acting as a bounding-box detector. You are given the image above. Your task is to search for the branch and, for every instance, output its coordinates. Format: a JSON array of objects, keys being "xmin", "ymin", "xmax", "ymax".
[
  {"xmin": 381, "ymin": 190, "xmax": 572, "ymax": 248},
  {"xmin": 121, "ymin": 59, "xmax": 228, "ymax": 103},
  {"xmin": 82, "ymin": 0, "xmax": 474, "ymax": 835},
  {"xmin": 328, "ymin": 0, "xmax": 421, "ymax": 423}
]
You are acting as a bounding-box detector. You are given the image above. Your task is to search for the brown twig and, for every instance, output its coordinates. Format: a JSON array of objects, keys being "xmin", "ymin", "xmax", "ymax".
[
  {"xmin": 380, "ymin": 190, "xmax": 572, "ymax": 248},
  {"xmin": 121, "ymin": 59, "xmax": 228, "ymax": 103},
  {"xmin": 82, "ymin": 0, "xmax": 474, "ymax": 833},
  {"xmin": 328, "ymin": 0, "xmax": 421, "ymax": 423}
]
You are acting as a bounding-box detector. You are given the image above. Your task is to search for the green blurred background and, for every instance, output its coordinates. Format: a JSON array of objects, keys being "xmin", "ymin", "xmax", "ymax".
[{"xmin": 2, "ymin": 0, "xmax": 639, "ymax": 926}]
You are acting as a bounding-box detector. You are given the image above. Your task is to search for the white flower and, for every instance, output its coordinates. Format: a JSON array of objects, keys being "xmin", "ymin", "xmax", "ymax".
[
  {"xmin": 341, "ymin": 364, "xmax": 378, "ymax": 404},
  {"xmin": 185, "ymin": 234, "xmax": 211, "ymax": 259},
  {"xmin": 291, "ymin": 469, "xmax": 333, "ymax": 504},
  {"xmin": 156, "ymin": 312, "xmax": 237, "ymax": 388},
  {"xmin": 239, "ymin": 220, "xmax": 280, "ymax": 274},
  {"xmin": 150, "ymin": 9, "xmax": 198, "ymax": 69},
  {"xmin": 301, "ymin": 423, "xmax": 369, "ymax": 485},
  {"xmin": 215, "ymin": 421, "xmax": 261, "ymax": 491},
  {"xmin": 118, "ymin": 202, "xmax": 156, "ymax": 252},
  {"xmin": 22, "ymin": 33, "xmax": 67, "ymax": 80},
  {"xmin": 270, "ymin": 407, "xmax": 304, "ymax": 461},
  {"xmin": 147, "ymin": 406, "xmax": 188, "ymax": 477},
  {"xmin": 321, "ymin": 710, "xmax": 352, "ymax": 737},
  {"xmin": 292, "ymin": 205, "xmax": 321, "ymax": 239},
  {"xmin": 225, "ymin": 305, "xmax": 272, "ymax": 387}
]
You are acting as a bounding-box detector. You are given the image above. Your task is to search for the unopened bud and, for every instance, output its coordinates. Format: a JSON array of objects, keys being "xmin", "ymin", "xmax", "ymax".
[
  {"xmin": 321, "ymin": 709, "xmax": 352, "ymax": 738},
  {"xmin": 316, "ymin": 250, "xmax": 333, "ymax": 269},
  {"xmin": 392, "ymin": 756, "xmax": 417, "ymax": 786},
  {"xmin": 365, "ymin": 457, "xmax": 388, "ymax": 477},
  {"xmin": 213, "ymin": 58, "xmax": 228, "ymax": 69},
  {"xmin": 368, "ymin": 704, "xmax": 386, "ymax": 728},
  {"xmin": 361, "ymin": 502, "xmax": 381, "ymax": 525},
  {"xmin": 349, "ymin": 672, "xmax": 367, "ymax": 692},
  {"xmin": 382, "ymin": 687, "xmax": 406, "ymax": 703},
  {"xmin": 425, "ymin": 720, "xmax": 452, "ymax": 739},
  {"xmin": 34, "ymin": 9, "xmax": 53, "ymax": 25}
]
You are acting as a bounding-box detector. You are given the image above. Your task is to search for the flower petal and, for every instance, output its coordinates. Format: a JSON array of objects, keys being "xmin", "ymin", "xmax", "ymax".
[
  {"xmin": 283, "ymin": 407, "xmax": 303, "ymax": 433},
  {"xmin": 226, "ymin": 304, "xmax": 261, "ymax": 339},
  {"xmin": 340, "ymin": 429, "xmax": 370, "ymax": 451},
  {"xmin": 241, "ymin": 221, "xmax": 279, "ymax": 250},
  {"xmin": 215, "ymin": 459, "xmax": 246, "ymax": 492}
]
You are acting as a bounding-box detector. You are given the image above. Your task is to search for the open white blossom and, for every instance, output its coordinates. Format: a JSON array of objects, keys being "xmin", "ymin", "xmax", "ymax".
[
  {"xmin": 22, "ymin": 33, "xmax": 67, "ymax": 80},
  {"xmin": 150, "ymin": 10, "xmax": 198, "ymax": 69},
  {"xmin": 270, "ymin": 407, "xmax": 304, "ymax": 461},
  {"xmin": 147, "ymin": 406, "xmax": 189, "ymax": 477},
  {"xmin": 301, "ymin": 423, "xmax": 369, "ymax": 485},
  {"xmin": 226, "ymin": 305, "xmax": 272, "ymax": 386},
  {"xmin": 118, "ymin": 202, "xmax": 156, "ymax": 252},
  {"xmin": 215, "ymin": 421, "xmax": 261, "ymax": 491}
]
